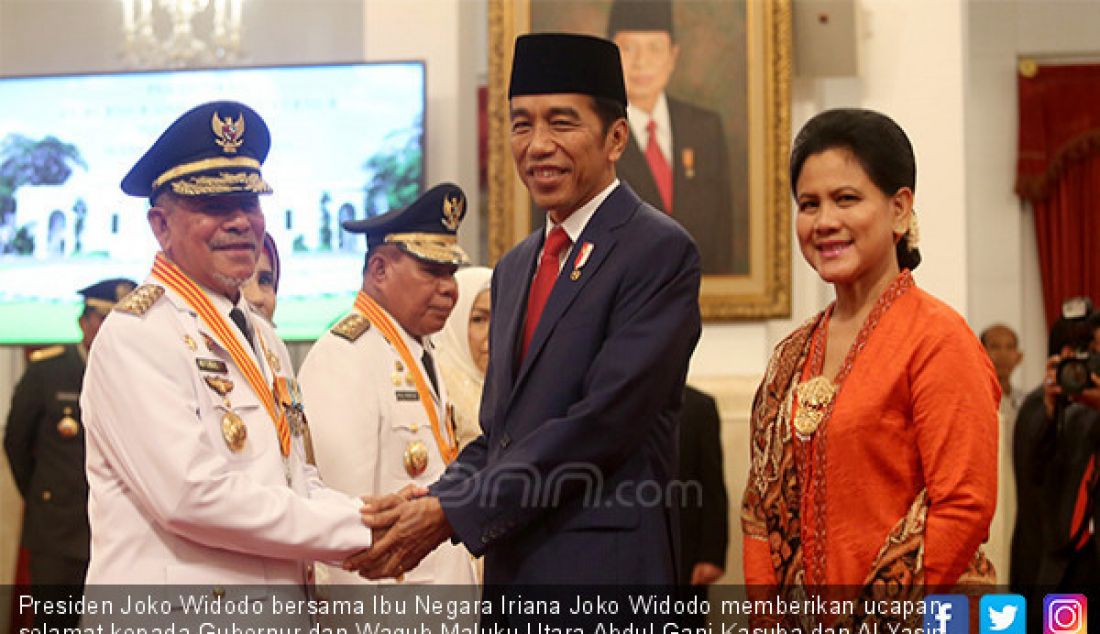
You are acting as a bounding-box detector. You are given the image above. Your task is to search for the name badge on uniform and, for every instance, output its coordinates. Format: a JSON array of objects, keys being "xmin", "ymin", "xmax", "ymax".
[
  {"xmin": 197, "ymin": 358, "xmax": 228, "ymax": 374},
  {"xmin": 395, "ymin": 390, "xmax": 420, "ymax": 402}
]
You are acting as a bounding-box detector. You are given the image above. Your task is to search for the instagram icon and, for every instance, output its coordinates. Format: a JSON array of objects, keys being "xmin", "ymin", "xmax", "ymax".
[{"xmin": 1045, "ymin": 594, "xmax": 1087, "ymax": 634}]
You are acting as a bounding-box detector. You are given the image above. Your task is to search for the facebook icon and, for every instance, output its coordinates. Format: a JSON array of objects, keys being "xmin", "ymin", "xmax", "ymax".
[{"xmin": 924, "ymin": 595, "xmax": 969, "ymax": 634}]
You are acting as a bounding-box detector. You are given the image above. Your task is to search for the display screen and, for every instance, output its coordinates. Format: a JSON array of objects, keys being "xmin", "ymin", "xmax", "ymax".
[{"xmin": 0, "ymin": 62, "xmax": 425, "ymax": 343}]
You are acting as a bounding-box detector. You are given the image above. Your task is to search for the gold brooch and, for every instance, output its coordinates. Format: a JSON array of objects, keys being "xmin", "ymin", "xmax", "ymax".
[{"xmin": 793, "ymin": 375, "xmax": 837, "ymax": 437}]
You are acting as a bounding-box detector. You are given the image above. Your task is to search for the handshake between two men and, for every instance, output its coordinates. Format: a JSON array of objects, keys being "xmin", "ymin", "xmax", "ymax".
[{"xmin": 344, "ymin": 485, "xmax": 452, "ymax": 580}]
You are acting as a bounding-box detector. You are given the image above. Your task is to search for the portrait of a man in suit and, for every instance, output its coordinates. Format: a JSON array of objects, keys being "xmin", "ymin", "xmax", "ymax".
[{"xmin": 607, "ymin": 0, "xmax": 739, "ymax": 275}]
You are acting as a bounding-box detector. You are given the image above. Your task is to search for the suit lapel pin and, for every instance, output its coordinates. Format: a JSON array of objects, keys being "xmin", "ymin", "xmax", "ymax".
[
  {"xmin": 183, "ymin": 335, "xmax": 197, "ymax": 351},
  {"xmin": 570, "ymin": 242, "xmax": 594, "ymax": 282},
  {"xmin": 682, "ymin": 147, "xmax": 695, "ymax": 179}
]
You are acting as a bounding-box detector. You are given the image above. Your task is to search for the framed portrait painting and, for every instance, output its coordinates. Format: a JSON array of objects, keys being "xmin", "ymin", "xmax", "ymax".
[{"xmin": 487, "ymin": 0, "xmax": 792, "ymax": 320}]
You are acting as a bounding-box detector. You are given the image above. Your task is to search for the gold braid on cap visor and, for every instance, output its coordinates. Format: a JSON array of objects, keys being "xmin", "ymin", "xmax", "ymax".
[
  {"xmin": 152, "ymin": 156, "xmax": 262, "ymax": 190},
  {"xmin": 169, "ymin": 172, "xmax": 272, "ymax": 196},
  {"xmin": 384, "ymin": 233, "xmax": 470, "ymax": 265}
]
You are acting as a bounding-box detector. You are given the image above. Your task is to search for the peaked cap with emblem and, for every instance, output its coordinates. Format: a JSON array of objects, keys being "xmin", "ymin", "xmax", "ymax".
[
  {"xmin": 342, "ymin": 183, "xmax": 470, "ymax": 265},
  {"xmin": 508, "ymin": 33, "xmax": 627, "ymax": 108},
  {"xmin": 79, "ymin": 278, "xmax": 138, "ymax": 316},
  {"xmin": 121, "ymin": 100, "xmax": 273, "ymax": 202}
]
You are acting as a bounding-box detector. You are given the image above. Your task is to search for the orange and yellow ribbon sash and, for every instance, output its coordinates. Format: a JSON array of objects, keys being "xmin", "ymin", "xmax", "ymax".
[
  {"xmin": 152, "ymin": 253, "xmax": 291, "ymax": 456},
  {"xmin": 353, "ymin": 291, "xmax": 459, "ymax": 464}
]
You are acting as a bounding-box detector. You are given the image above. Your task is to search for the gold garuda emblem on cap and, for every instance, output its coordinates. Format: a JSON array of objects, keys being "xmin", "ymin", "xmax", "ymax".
[
  {"xmin": 441, "ymin": 194, "xmax": 464, "ymax": 231},
  {"xmin": 211, "ymin": 111, "xmax": 245, "ymax": 154}
]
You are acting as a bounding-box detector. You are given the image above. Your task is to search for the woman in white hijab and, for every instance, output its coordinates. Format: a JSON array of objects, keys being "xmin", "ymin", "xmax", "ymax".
[{"xmin": 435, "ymin": 266, "xmax": 493, "ymax": 450}]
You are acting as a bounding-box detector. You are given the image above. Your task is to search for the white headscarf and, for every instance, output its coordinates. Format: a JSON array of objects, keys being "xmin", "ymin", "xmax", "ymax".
[{"xmin": 434, "ymin": 266, "xmax": 493, "ymax": 448}]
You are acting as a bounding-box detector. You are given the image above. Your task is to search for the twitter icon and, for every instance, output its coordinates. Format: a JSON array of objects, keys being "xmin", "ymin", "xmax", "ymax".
[{"xmin": 981, "ymin": 594, "xmax": 1026, "ymax": 634}]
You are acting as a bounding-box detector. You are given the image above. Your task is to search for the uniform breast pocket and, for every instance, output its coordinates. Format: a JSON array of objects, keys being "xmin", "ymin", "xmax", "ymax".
[{"xmin": 201, "ymin": 386, "xmax": 268, "ymax": 463}]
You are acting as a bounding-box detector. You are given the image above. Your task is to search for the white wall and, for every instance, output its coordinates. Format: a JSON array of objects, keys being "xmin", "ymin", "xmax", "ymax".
[
  {"xmin": 363, "ymin": 0, "xmax": 483, "ymax": 260},
  {"xmin": 965, "ymin": 0, "xmax": 1100, "ymax": 393}
]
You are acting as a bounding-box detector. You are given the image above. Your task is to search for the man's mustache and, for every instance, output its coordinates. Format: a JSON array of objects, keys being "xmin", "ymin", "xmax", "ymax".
[{"xmin": 209, "ymin": 235, "xmax": 258, "ymax": 250}]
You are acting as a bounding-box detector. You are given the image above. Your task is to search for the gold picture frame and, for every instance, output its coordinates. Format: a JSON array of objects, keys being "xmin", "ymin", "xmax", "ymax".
[{"xmin": 487, "ymin": 0, "xmax": 792, "ymax": 320}]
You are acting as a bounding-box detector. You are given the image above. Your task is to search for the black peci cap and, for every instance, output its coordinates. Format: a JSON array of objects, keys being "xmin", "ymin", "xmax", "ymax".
[
  {"xmin": 121, "ymin": 100, "xmax": 273, "ymax": 202},
  {"xmin": 607, "ymin": 0, "xmax": 674, "ymax": 39},
  {"xmin": 343, "ymin": 183, "xmax": 470, "ymax": 266},
  {"xmin": 79, "ymin": 278, "xmax": 137, "ymax": 315},
  {"xmin": 508, "ymin": 33, "xmax": 627, "ymax": 107}
]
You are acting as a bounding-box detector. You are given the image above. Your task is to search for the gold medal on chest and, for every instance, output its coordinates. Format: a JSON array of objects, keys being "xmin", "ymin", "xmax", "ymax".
[
  {"xmin": 57, "ymin": 406, "xmax": 80, "ymax": 438},
  {"xmin": 793, "ymin": 375, "xmax": 837, "ymax": 437},
  {"xmin": 403, "ymin": 440, "xmax": 429, "ymax": 477},
  {"xmin": 221, "ymin": 410, "xmax": 248, "ymax": 452}
]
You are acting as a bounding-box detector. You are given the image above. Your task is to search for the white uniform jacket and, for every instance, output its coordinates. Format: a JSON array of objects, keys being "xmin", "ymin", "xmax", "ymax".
[
  {"xmin": 81, "ymin": 280, "xmax": 373, "ymax": 586},
  {"xmin": 299, "ymin": 307, "xmax": 477, "ymax": 585}
]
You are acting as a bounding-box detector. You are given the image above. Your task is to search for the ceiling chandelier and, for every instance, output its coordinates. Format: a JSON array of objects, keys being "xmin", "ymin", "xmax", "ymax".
[{"xmin": 119, "ymin": 0, "xmax": 248, "ymax": 68}]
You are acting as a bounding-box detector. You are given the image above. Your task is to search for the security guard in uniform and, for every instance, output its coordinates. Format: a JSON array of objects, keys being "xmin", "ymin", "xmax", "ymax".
[
  {"xmin": 299, "ymin": 183, "xmax": 478, "ymax": 585},
  {"xmin": 4, "ymin": 278, "xmax": 134, "ymax": 628},
  {"xmin": 79, "ymin": 101, "xmax": 376, "ymax": 597}
]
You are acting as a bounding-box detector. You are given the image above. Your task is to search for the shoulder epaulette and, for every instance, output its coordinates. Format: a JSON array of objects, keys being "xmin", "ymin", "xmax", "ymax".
[
  {"xmin": 29, "ymin": 345, "xmax": 65, "ymax": 363},
  {"xmin": 331, "ymin": 313, "xmax": 371, "ymax": 342},
  {"xmin": 113, "ymin": 284, "xmax": 165, "ymax": 316}
]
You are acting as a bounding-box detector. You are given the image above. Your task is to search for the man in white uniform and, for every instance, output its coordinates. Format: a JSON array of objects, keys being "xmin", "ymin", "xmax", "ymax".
[
  {"xmin": 81, "ymin": 101, "xmax": 375, "ymax": 592},
  {"xmin": 299, "ymin": 183, "xmax": 477, "ymax": 585}
]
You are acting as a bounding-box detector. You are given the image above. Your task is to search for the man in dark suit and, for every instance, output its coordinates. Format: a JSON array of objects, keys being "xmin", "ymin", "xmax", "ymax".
[
  {"xmin": 4, "ymin": 278, "xmax": 134, "ymax": 627},
  {"xmin": 678, "ymin": 385, "xmax": 728, "ymax": 587},
  {"xmin": 608, "ymin": 0, "xmax": 739, "ymax": 275},
  {"xmin": 349, "ymin": 33, "xmax": 701, "ymax": 587}
]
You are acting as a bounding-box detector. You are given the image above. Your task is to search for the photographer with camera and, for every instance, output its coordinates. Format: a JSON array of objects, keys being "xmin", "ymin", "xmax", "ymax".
[{"xmin": 1011, "ymin": 297, "xmax": 1100, "ymax": 624}]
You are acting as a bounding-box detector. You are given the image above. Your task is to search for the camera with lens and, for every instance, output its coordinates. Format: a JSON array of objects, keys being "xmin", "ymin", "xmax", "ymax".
[{"xmin": 1054, "ymin": 297, "xmax": 1100, "ymax": 395}]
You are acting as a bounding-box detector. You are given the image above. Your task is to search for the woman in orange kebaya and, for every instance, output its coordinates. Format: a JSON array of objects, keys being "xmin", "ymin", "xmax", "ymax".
[{"xmin": 741, "ymin": 109, "xmax": 999, "ymax": 612}]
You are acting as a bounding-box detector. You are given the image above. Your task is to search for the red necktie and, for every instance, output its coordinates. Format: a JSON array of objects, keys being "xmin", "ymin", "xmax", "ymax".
[
  {"xmin": 522, "ymin": 226, "xmax": 571, "ymax": 360},
  {"xmin": 645, "ymin": 119, "xmax": 673, "ymax": 213}
]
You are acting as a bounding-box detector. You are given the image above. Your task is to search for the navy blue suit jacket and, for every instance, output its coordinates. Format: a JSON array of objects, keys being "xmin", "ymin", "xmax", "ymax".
[{"xmin": 432, "ymin": 183, "xmax": 702, "ymax": 585}]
